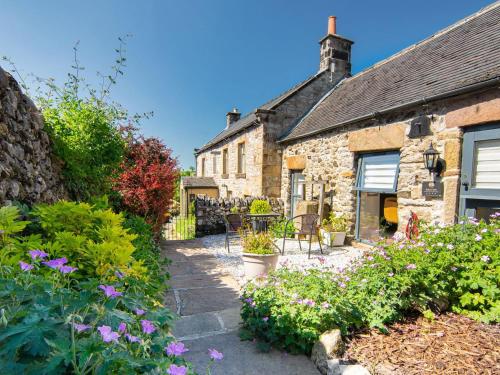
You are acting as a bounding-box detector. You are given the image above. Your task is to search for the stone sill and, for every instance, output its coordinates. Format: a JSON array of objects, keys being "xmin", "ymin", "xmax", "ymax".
[
  {"xmin": 221, "ymin": 174, "xmax": 229, "ymax": 179},
  {"xmin": 236, "ymin": 173, "xmax": 246, "ymax": 179}
]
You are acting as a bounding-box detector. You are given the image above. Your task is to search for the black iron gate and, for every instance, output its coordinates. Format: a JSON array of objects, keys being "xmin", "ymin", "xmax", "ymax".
[{"xmin": 164, "ymin": 214, "xmax": 196, "ymax": 240}]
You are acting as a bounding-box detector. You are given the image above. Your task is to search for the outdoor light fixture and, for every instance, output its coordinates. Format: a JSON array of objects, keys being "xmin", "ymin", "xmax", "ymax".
[{"xmin": 423, "ymin": 142, "xmax": 442, "ymax": 180}]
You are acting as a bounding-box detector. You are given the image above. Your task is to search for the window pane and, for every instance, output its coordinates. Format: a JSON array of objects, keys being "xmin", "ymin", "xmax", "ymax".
[
  {"xmin": 473, "ymin": 139, "xmax": 500, "ymax": 189},
  {"xmin": 358, "ymin": 192, "xmax": 381, "ymax": 242},
  {"xmin": 357, "ymin": 153, "xmax": 399, "ymax": 192}
]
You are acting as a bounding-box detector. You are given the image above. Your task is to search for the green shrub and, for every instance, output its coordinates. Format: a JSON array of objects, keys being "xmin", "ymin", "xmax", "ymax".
[
  {"xmin": 249, "ymin": 200, "xmax": 272, "ymax": 215},
  {"xmin": 241, "ymin": 215, "xmax": 500, "ymax": 354},
  {"xmin": 321, "ymin": 212, "xmax": 349, "ymax": 232},
  {"xmin": 241, "ymin": 231, "xmax": 276, "ymax": 255},
  {"xmin": 230, "ymin": 206, "xmax": 240, "ymax": 214},
  {"xmin": 0, "ymin": 263, "xmax": 190, "ymax": 374},
  {"xmin": 269, "ymin": 218, "xmax": 295, "ymax": 239}
]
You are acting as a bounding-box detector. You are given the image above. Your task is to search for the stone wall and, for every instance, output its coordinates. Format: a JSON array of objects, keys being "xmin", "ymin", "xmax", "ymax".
[
  {"xmin": 194, "ymin": 196, "xmax": 284, "ymax": 237},
  {"xmin": 281, "ymin": 89, "xmax": 500, "ymax": 235},
  {"xmin": 0, "ymin": 66, "xmax": 66, "ymax": 205}
]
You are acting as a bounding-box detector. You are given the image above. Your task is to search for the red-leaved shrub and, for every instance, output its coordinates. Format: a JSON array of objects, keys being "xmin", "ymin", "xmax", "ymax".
[{"xmin": 113, "ymin": 136, "xmax": 179, "ymax": 233}]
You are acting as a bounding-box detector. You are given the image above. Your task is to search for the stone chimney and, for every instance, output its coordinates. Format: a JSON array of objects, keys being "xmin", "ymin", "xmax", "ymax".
[
  {"xmin": 226, "ymin": 107, "xmax": 241, "ymax": 128},
  {"xmin": 319, "ymin": 16, "xmax": 354, "ymax": 75}
]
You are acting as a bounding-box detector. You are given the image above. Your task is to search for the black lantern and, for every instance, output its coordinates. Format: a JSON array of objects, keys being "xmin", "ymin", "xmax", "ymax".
[{"xmin": 423, "ymin": 142, "xmax": 440, "ymax": 177}]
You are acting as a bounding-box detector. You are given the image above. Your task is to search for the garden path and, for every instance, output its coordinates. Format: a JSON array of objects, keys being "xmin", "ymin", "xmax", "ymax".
[{"xmin": 162, "ymin": 239, "xmax": 321, "ymax": 375}]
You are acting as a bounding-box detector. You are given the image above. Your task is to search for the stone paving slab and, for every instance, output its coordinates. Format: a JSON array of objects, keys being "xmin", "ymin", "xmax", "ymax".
[
  {"xmin": 182, "ymin": 332, "xmax": 321, "ymax": 375},
  {"xmin": 177, "ymin": 287, "xmax": 241, "ymax": 315},
  {"xmin": 169, "ymin": 272, "xmax": 240, "ymax": 290}
]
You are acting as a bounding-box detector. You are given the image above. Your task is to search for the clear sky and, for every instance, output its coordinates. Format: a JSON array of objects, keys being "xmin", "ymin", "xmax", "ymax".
[{"xmin": 1, "ymin": 0, "xmax": 495, "ymax": 168}]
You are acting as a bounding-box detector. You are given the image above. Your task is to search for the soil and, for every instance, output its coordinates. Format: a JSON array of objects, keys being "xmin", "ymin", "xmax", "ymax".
[{"xmin": 345, "ymin": 313, "xmax": 500, "ymax": 375}]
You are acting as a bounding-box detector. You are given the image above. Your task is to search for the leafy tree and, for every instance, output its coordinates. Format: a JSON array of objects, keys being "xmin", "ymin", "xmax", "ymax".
[{"xmin": 113, "ymin": 135, "xmax": 179, "ymax": 234}]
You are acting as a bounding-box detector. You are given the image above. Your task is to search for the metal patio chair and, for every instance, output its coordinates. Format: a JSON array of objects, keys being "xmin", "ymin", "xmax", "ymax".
[
  {"xmin": 223, "ymin": 213, "xmax": 247, "ymax": 252},
  {"xmin": 282, "ymin": 213, "xmax": 323, "ymax": 259}
]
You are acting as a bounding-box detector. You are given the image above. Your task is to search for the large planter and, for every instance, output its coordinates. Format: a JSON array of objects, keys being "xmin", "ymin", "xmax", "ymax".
[
  {"xmin": 242, "ymin": 253, "xmax": 279, "ymax": 279},
  {"xmin": 320, "ymin": 229, "xmax": 346, "ymax": 247}
]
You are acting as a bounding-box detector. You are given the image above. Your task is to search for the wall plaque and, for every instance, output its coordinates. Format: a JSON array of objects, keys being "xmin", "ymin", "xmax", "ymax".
[{"xmin": 422, "ymin": 181, "xmax": 443, "ymax": 197}]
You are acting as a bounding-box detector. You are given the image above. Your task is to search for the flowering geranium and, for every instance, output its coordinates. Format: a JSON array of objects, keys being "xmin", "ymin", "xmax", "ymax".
[
  {"xmin": 97, "ymin": 326, "xmax": 120, "ymax": 343},
  {"xmin": 167, "ymin": 364, "xmax": 188, "ymax": 375},
  {"xmin": 165, "ymin": 342, "xmax": 188, "ymax": 356},
  {"xmin": 73, "ymin": 323, "xmax": 91, "ymax": 333},
  {"xmin": 19, "ymin": 261, "xmax": 34, "ymax": 271},
  {"xmin": 29, "ymin": 249, "xmax": 48, "ymax": 260},
  {"xmin": 140, "ymin": 319, "xmax": 156, "ymax": 334},
  {"xmin": 99, "ymin": 285, "xmax": 123, "ymax": 299},
  {"xmin": 42, "ymin": 257, "xmax": 68, "ymax": 269}
]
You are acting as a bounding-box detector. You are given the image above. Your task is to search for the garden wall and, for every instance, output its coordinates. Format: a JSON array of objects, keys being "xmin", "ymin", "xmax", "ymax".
[
  {"xmin": 0, "ymin": 66, "xmax": 66, "ymax": 205},
  {"xmin": 195, "ymin": 196, "xmax": 284, "ymax": 236}
]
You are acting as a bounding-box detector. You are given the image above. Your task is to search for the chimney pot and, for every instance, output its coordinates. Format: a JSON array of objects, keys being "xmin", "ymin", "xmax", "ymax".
[
  {"xmin": 226, "ymin": 107, "xmax": 241, "ymax": 128},
  {"xmin": 328, "ymin": 16, "xmax": 337, "ymax": 35}
]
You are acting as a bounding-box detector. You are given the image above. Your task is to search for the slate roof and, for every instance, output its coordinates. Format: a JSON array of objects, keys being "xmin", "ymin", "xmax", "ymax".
[
  {"xmin": 280, "ymin": 3, "xmax": 500, "ymax": 143},
  {"xmin": 181, "ymin": 176, "xmax": 218, "ymax": 188},
  {"xmin": 196, "ymin": 71, "xmax": 328, "ymax": 153}
]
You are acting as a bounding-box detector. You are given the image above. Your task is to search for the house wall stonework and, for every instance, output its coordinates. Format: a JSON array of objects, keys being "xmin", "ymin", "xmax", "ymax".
[{"xmin": 281, "ymin": 88, "xmax": 499, "ymax": 236}]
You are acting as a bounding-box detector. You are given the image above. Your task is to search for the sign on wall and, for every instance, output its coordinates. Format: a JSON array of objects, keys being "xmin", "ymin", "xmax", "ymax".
[{"xmin": 422, "ymin": 181, "xmax": 443, "ymax": 197}]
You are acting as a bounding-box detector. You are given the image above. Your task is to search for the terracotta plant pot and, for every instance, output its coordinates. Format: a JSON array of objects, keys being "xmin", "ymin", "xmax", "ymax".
[
  {"xmin": 242, "ymin": 253, "xmax": 279, "ymax": 280},
  {"xmin": 320, "ymin": 229, "xmax": 346, "ymax": 247}
]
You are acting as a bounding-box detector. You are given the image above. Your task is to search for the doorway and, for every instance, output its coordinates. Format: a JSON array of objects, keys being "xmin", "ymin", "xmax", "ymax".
[
  {"xmin": 290, "ymin": 172, "xmax": 305, "ymax": 218},
  {"xmin": 459, "ymin": 124, "xmax": 500, "ymax": 221},
  {"xmin": 355, "ymin": 152, "xmax": 400, "ymax": 243}
]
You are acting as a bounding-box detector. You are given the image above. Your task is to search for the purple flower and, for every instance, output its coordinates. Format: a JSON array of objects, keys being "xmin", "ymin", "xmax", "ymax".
[
  {"xmin": 481, "ymin": 255, "xmax": 490, "ymax": 263},
  {"xmin": 208, "ymin": 348, "xmax": 224, "ymax": 361},
  {"xmin": 165, "ymin": 342, "xmax": 189, "ymax": 356},
  {"xmin": 321, "ymin": 302, "xmax": 331, "ymax": 309},
  {"xmin": 19, "ymin": 261, "xmax": 34, "ymax": 271},
  {"xmin": 339, "ymin": 282, "xmax": 346, "ymax": 288},
  {"xmin": 475, "ymin": 234, "xmax": 482, "ymax": 241},
  {"xmin": 304, "ymin": 299, "xmax": 316, "ymax": 306},
  {"xmin": 73, "ymin": 323, "xmax": 91, "ymax": 333},
  {"xmin": 167, "ymin": 364, "xmax": 188, "ymax": 375},
  {"xmin": 59, "ymin": 265, "xmax": 77, "ymax": 274},
  {"xmin": 125, "ymin": 333, "xmax": 141, "ymax": 343},
  {"xmin": 29, "ymin": 249, "xmax": 48, "ymax": 260},
  {"xmin": 406, "ymin": 264, "xmax": 417, "ymax": 270},
  {"xmin": 118, "ymin": 322, "xmax": 127, "ymax": 333},
  {"xmin": 140, "ymin": 319, "xmax": 156, "ymax": 334},
  {"xmin": 97, "ymin": 325, "xmax": 120, "ymax": 343},
  {"xmin": 424, "ymin": 249, "xmax": 431, "ymax": 254},
  {"xmin": 262, "ymin": 316, "xmax": 269, "ymax": 322},
  {"xmin": 42, "ymin": 257, "xmax": 68, "ymax": 269},
  {"xmin": 98, "ymin": 285, "xmax": 123, "ymax": 299},
  {"xmin": 135, "ymin": 308, "xmax": 145, "ymax": 316},
  {"xmin": 244, "ymin": 297, "xmax": 253, "ymax": 304},
  {"xmin": 115, "ymin": 270, "xmax": 124, "ymax": 279}
]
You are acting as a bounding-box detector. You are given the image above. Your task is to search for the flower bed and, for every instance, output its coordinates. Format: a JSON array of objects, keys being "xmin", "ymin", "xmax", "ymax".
[{"xmin": 240, "ymin": 215, "xmax": 499, "ymax": 355}]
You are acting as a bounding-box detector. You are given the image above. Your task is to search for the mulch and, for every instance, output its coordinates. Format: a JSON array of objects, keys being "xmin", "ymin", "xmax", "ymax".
[{"xmin": 344, "ymin": 313, "xmax": 500, "ymax": 375}]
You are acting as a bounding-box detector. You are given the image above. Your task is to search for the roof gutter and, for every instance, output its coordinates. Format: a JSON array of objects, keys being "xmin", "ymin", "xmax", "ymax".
[{"xmin": 278, "ymin": 76, "xmax": 500, "ymax": 144}]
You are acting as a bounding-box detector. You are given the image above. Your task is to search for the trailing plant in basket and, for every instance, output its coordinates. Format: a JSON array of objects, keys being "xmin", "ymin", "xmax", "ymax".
[{"xmin": 241, "ymin": 231, "xmax": 276, "ymax": 255}]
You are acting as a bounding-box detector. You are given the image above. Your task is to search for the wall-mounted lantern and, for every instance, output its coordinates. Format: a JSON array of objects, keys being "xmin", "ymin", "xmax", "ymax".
[{"xmin": 421, "ymin": 142, "xmax": 444, "ymax": 198}]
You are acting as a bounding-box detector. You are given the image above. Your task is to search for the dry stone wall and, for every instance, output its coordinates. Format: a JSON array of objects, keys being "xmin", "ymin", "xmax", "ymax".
[
  {"xmin": 0, "ymin": 66, "xmax": 66, "ymax": 205},
  {"xmin": 195, "ymin": 195, "xmax": 284, "ymax": 236}
]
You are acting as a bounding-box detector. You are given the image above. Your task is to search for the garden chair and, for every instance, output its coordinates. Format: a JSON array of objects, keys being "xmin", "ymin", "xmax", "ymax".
[
  {"xmin": 281, "ymin": 213, "xmax": 323, "ymax": 259},
  {"xmin": 223, "ymin": 213, "xmax": 247, "ymax": 252}
]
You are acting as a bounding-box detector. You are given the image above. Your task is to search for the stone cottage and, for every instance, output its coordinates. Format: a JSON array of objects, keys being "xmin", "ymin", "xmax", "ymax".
[
  {"xmin": 193, "ymin": 3, "xmax": 500, "ymax": 245},
  {"xmin": 279, "ymin": 3, "xmax": 500, "ymax": 243},
  {"xmin": 194, "ymin": 16, "xmax": 352, "ymax": 199}
]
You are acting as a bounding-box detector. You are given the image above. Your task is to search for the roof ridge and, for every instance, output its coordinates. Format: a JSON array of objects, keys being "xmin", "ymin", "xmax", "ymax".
[{"xmin": 349, "ymin": 1, "xmax": 500, "ymax": 81}]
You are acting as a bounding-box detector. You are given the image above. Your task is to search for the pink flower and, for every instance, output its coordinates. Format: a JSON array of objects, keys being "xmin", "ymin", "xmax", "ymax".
[
  {"xmin": 29, "ymin": 249, "xmax": 48, "ymax": 260},
  {"xmin": 167, "ymin": 364, "xmax": 188, "ymax": 375},
  {"xmin": 388, "ymin": 272, "xmax": 394, "ymax": 277},
  {"xmin": 475, "ymin": 234, "xmax": 482, "ymax": 241},
  {"xmin": 97, "ymin": 325, "xmax": 119, "ymax": 343},
  {"xmin": 140, "ymin": 319, "xmax": 156, "ymax": 334},
  {"xmin": 19, "ymin": 261, "xmax": 34, "ymax": 271},
  {"xmin": 98, "ymin": 285, "xmax": 123, "ymax": 299},
  {"xmin": 321, "ymin": 302, "xmax": 331, "ymax": 309},
  {"xmin": 406, "ymin": 264, "xmax": 417, "ymax": 270},
  {"xmin": 481, "ymin": 255, "xmax": 490, "ymax": 263},
  {"xmin": 42, "ymin": 257, "xmax": 68, "ymax": 269},
  {"xmin": 481, "ymin": 228, "xmax": 488, "ymax": 233},
  {"xmin": 73, "ymin": 323, "xmax": 91, "ymax": 333},
  {"xmin": 262, "ymin": 316, "xmax": 269, "ymax": 322},
  {"xmin": 165, "ymin": 342, "xmax": 189, "ymax": 356},
  {"xmin": 208, "ymin": 348, "xmax": 224, "ymax": 361}
]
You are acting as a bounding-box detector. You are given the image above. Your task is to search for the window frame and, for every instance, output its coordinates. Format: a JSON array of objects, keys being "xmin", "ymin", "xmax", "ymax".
[
  {"xmin": 237, "ymin": 142, "xmax": 246, "ymax": 174},
  {"xmin": 222, "ymin": 148, "xmax": 228, "ymax": 175},
  {"xmin": 355, "ymin": 152, "xmax": 400, "ymax": 193},
  {"xmin": 201, "ymin": 158, "xmax": 206, "ymax": 177},
  {"xmin": 212, "ymin": 154, "xmax": 217, "ymax": 175}
]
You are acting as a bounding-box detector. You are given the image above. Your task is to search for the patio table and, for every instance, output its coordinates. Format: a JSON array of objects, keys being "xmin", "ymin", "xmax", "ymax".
[{"xmin": 246, "ymin": 213, "xmax": 281, "ymax": 233}]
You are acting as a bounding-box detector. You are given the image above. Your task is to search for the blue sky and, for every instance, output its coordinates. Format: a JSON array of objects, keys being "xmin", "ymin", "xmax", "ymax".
[{"xmin": 1, "ymin": 0, "xmax": 494, "ymax": 168}]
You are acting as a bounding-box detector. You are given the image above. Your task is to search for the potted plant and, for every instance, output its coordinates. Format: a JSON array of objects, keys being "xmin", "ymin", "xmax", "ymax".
[
  {"xmin": 320, "ymin": 213, "xmax": 349, "ymax": 247},
  {"xmin": 241, "ymin": 231, "xmax": 279, "ymax": 279},
  {"xmin": 249, "ymin": 199, "xmax": 273, "ymax": 232}
]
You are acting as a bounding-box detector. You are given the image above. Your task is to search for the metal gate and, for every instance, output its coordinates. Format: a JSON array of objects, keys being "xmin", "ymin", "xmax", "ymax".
[{"xmin": 164, "ymin": 214, "xmax": 196, "ymax": 240}]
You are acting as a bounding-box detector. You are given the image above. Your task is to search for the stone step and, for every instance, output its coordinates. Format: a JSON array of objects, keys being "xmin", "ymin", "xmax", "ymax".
[{"xmin": 173, "ymin": 306, "xmax": 241, "ymax": 341}]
